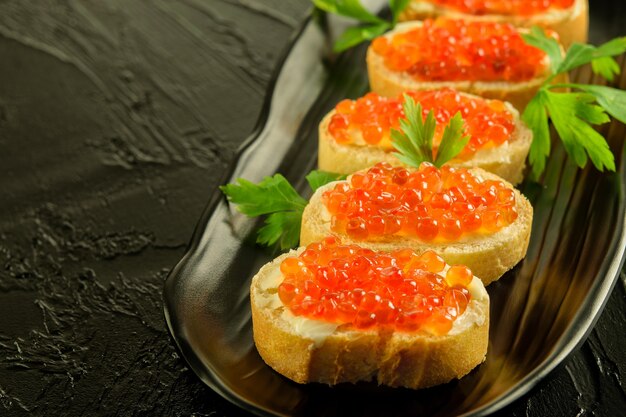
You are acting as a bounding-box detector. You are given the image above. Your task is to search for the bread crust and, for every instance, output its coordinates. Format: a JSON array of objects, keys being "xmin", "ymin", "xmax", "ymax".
[
  {"xmin": 399, "ymin": 0, "xmax": 588, "ymax": 48},
  {"xmin": 251, "ymin": 251, "xmax": 490, "ymax": 388},
  {"xmin": 301, "ymin": 169, "xmax": 533, "ymax": 285},
  {"xmin": 318, "ymin": 96, "xmax": 533, "ymax": 184},
  {"xmin": 366, "ymin": 21, "xmax": 568, "ymax": 110}
]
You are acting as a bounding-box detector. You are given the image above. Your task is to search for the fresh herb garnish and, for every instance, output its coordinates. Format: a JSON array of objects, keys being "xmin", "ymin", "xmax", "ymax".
[
  {"xmin": 305, "ymin": 170, "xmax": 347, "ymax": 191},
  {"xmin": 222, "ymin": 101, "xmax": 468, "ymax": 250},
  {"xmin": 220, "ymin": 171, "xmax": 345, "ymax": 250},
  {"xmin": 521, "ymin": 28, "xmax": 626, "ymax": 178},
  {"xmin": 392, "ymin": 94, "xmax": 470, "ymax": 168},
  {"xmin": 313, "ymin": 0, "xmax": 409, "ymax": 52}
]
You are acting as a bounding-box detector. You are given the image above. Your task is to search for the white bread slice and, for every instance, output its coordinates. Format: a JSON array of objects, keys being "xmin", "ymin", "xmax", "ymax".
[
  {"xmin": 399, "ymin": 0, "xmax": 588, "ymax": 48},
  {"xmin": 367, "ymin": 21, "xmax": 567, "ymax": 110},
  {"xmin": 318, "ymin": 95, "xmax": 533, "ymax": 185},
  {"xmin": 301, "ymin": 168, "xmax": 533, "ymax": 285},
  {"xmin": 250, "ymin": 249, "xmax": 489, "ymax": 388}
]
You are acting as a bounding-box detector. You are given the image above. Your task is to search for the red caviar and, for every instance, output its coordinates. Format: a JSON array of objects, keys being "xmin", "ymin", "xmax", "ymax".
[
  {"xmin": 328, "ymin": 89, "xmax": 514, "ymax": 157},
  {"xmin": 278, "ymin": 237, "xmax": 473, "ymax": 334},
  {"xmin": 371, "ymin": 18, "xmax": 548, "ymax": 82},
  {"xmin": 424, "ymin": 0, "xmax": 574, "ymax": 16},
  {"xmin": 322, "ymin": 162, "xmax": 518, "ymax": 241}
]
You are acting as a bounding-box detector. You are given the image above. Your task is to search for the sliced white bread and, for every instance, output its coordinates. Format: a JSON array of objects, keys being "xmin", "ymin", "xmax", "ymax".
[
  {"xmin": 399, "ymin": 0, "xmax": 588, "ymax": 48},
  {"xmin": 301, "ymin": 169, "xmax": 533, "ymax": 285},
  {"xmin": 367, "ymin": 21, "xmax": 567, "ymax": 111},
  {"xmin": 251, "ymin": 249, "xmax": 489, "ymax": 388},
  {"xmin": 318, "ymin": 95, "xmax": 532, "ymax": 185}
]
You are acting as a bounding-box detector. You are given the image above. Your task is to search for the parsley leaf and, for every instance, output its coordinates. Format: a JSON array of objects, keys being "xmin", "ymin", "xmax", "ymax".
[
  {"xmin": 435, "ymin": 112, "xmax": 470, "ymax": 167},
  {"xmin": 392, "ymin": 94, "xmax": 468, "ymax": 168},
  {"xmin": 521, "ymin": 27, "xmax": 563, "ymax": 74},
  {"xmin": 391, "ymin": 100, "xmax": 434, "ymax": 167},
  {"xmin": 591, "ymin": 56, "xmax": 621, "ymax": 82},
  {"xmin": 522, "ymin": 90, "xmax": 551, "ymax": 179},
  {"xmin": 257, "ymin": 212, "xmax": 303, "ymax": 250},
  {"xmin": 313, "ymin": 0, "xmax": 386, "ymax": 24},
  {"xmin": 333, "ymin": 22, "xmax": 390, "ymax": 52},
  {"xmin": 557, "ymin": 37, "xmax": 626, "ymax": 74},
  {"xmin": 221, "ymin": 170, "xmax": 345, "ymax": 250},
  {"xmin": 389, "ymin": 0, "xmax": 411, "ymax": 24},
  {"xmin": 570, "ymin": 84, "xmax": 626, "ymax": 124},
  {"xmin": 306, "ymin": 170, "xmax": 347, "ymax": 191},
  {"xmin": 589, "ymin": 38, "xmax": 626, "ymax": 81},
  {"xmin": 543, "ymin": 91, "xmax": 613, "ymax": 171},
  {"xmin": 313, "ymin": 0, "xmax": 410, "ymax": 52},
  {"xmin": 521, "ymin": 28, "xmax": 626, "ymax": 177},
  {"xmin": 220, "ymin": 174, "xmax": 307, "ymax": 216}
]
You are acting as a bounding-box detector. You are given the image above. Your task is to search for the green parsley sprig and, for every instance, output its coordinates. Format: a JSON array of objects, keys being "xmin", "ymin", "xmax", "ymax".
[
  {"xmin": 221, "ymin": 101, "xmax": 468, "ymax": 250},
  {"xmin": 392, "ymin": 94, "xmax": 470, "ymax": 167},
  {"xmin": 220, "ymin": 171, "xmax": 345, "ymax": 250},
  {"xmin": 313, "ymin": 0, "xmax": 410, "ymax": 51},
  {"xmin": 521, "ymin": 28, "xmax": 626, "ymax": 178}
]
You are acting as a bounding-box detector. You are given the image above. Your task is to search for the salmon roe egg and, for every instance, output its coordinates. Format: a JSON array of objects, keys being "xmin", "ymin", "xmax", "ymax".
[
  {"xmin": 424, "ymin": 0, "xmax": 575, "ymax": 16},
  {"xmin": 278, "ymin": 239, "xmax": 473, "ymax": 334},
  {"xmin": 371, "ymin": 18, "xmax": 548, "ymax": 82},
  {"xmin": 322, "ymin": 162, "xmax": 518, "ymax": 242},
  {"xmin": 328, "ymin": 88, "xmax": 514, "ymax": 158}
]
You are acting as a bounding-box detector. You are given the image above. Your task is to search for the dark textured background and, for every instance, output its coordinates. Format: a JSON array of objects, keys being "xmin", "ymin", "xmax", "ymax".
[{"xmin": 0, "ymin": 1, "xmax": 624, "ymax": 416}]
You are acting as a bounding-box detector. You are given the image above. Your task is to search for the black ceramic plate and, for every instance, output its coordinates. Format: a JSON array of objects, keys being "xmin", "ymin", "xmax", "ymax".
[{"xmin": 163, "ymin": 4, "xmax": 626, "ymax": 416}]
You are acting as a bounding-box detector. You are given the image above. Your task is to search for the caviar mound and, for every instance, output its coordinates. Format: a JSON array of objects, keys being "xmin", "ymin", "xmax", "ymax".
[
  {"xmin": 371, "ymin": 18, "xmax": 547, "ymax": 83},
  {"xmin": 399, "ymin": 0, "xmax": 588, "ymax": 48},
  {"xmin": 415, "ymin": 0, "xmax": 575, "ymax": 16},
  {"xmin": 323, "ymin": 162, "xmax": 519, "ymax": 242},
  {"xmin": 279, "ymin": 237, "xmax": 473, "ymax": 334},
  {"xmin": 328, "ymin": 89, "xmax": 514, "ymax": 158},
  {"xmin": 318, "ymin": 90, "xmax": 533, "ymax": 184},
  {"xmin": 366, "ymin": 19, "xmax": 567, "ymax": 110},
  {"xmin": 301, "ymin": 165, "xmax": 533, "ymax": 285},
  {"xmin": 250, "ymin": 244, "xmax": 489, "ymax": 388}
]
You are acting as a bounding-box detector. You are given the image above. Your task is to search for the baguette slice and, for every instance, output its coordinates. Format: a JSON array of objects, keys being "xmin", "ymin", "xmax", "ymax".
[
  {"xmin": 319, "ymin": 92, "xmax": 532, "ymax": 185},
  {"xmin": 367, "ymin": 20, "xmax": 567, "ymax": 110},
  {"xmin": 399, "ymin": 0, "xmax": 588, "ymax": 48},
  {"xmin": 251, "ymin": 248, "xmax": 489, "ymax": 388},
  {"xmin": 301, "ymin": 168, "xmax": 533, "ymax": 285}
]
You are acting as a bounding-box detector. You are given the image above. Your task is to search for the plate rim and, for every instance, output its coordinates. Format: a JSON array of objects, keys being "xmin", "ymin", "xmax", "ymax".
[{"xmin": 163, "ymin": 7, "xmax": 626, "ymax": 417}]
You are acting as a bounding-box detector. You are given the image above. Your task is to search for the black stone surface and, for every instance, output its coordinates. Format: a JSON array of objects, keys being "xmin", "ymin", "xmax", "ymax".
[{"xmin": 0, "ymin": 1, "xmax": 624, "ymax": 416}]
